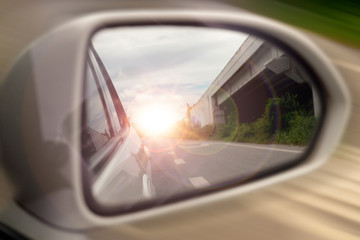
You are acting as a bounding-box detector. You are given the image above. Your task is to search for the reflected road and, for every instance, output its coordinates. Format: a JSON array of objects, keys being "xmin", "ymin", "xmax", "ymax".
[{"xmin": 145, "ymin": 139, "xmax": 304, "ymax": 199}]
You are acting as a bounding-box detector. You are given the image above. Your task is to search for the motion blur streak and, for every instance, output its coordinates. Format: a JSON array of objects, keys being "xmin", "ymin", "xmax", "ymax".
[{"xmin": 230, "ymin": 0, "xmax": 360, "ymax": 47}]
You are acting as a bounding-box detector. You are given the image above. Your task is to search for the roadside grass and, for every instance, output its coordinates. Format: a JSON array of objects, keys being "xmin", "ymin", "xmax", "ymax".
[{"xmin": 196, "ymin": 93, "xmax": 316, "ymax": 146}]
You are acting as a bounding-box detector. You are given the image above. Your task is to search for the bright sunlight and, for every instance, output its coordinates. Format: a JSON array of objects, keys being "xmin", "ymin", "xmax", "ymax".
[{"xmin": 134, "ymin": 103, "xmax": 178, "ymax": 136}]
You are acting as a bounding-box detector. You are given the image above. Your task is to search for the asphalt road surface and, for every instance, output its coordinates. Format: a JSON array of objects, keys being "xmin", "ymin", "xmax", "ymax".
[{"xmin": 144, "ymin": 138, "xmax": 304, "ymax": 199}]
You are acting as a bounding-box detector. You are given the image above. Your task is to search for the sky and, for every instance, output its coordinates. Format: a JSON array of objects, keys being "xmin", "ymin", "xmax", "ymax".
[{"xmin": 92, "ymin": 26, "xmax": 247, "ymax": 132}]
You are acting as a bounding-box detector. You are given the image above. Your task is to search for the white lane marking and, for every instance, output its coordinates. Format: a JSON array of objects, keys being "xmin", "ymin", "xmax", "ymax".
[
  {"xmin": 189, "ymin": 176, "xmax": 210, "ymax": 189},
  {"xmin": 174, "ymin": 158, "xmax": 185, "ymax": 165},
  {"xmin": 179, "ymin": 141, "xmax": 302, "ymax": 153},
  {"xmin": 179, "ymin": 143, "xmax": 209, "ymax": 149},
  {"xmin": 168, "ymin": 151, "xmax": 175, "ymax": 155},
  {"xmin": 228, "ymin": 143, "xmax": 302, "ymax": 153}
]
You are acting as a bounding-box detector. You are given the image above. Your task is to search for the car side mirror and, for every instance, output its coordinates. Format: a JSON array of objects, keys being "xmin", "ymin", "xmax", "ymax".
[{"xmin": 0, "ymin": 10, "xmax": 350, "ymax": 229}]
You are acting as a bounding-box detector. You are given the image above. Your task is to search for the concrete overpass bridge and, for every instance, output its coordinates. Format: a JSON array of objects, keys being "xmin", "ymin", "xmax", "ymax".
[{"xmin": 189, "ymin": 36, "xmax": 319, "ymax": 128}]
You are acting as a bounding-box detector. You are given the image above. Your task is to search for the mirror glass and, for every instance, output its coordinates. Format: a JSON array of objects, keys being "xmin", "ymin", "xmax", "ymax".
[{"xmin": 82, "ymin": 25, "xmax": 321, "ymax": 212}]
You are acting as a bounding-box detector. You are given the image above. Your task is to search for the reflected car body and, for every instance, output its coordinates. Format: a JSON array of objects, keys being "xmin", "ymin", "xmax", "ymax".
[{"xmin": 83, "ymin": 43, "xmax": 155, "ymax": 209}]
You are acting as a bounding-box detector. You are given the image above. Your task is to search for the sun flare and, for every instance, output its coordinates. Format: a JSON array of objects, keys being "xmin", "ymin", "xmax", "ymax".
[{"xmin": 134, "ymin": 103, "xmax": 178, "ymax": 136}]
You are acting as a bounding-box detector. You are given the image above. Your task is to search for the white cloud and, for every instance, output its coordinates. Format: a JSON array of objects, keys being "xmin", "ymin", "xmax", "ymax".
[{"xmin": 92, "ymin": 26, "xmax": 247, "ymax": 123}]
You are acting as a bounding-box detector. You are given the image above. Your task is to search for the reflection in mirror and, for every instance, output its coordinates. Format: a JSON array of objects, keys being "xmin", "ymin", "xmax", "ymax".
[{"xmin": 82, "ymin": 26, "xmax": 321, "ymax": 211}]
